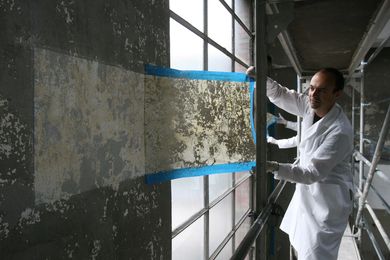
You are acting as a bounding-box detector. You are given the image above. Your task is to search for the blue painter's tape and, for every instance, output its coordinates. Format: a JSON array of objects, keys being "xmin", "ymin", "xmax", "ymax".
[
  {"xmin": 145, "ymin": 64, "xmax": 252, "ymax": 83},
  {"xmin": 144, "ymin": 64, "xmax": 257, "ymax": 184},
  {"xmin": 249, "ymin": 80, "xmax": 256, "ymax": 144},
  {"xmin": 145, "ymin": 161, "xmax": 256, "ymax": 184}
]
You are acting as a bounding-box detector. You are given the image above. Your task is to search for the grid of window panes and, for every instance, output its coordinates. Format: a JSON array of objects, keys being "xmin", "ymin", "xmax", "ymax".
[{"xmin": 170, "ymin": 0, "xmax": 254, "ymax": 259}]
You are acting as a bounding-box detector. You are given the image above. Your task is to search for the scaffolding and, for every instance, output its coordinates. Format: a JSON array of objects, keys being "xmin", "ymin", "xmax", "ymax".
[{"xmin": 230, "ymin": 0, "xmax": 390, "ymax": 259}]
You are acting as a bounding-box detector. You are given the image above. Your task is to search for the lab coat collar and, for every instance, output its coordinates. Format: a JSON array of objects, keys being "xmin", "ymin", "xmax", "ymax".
[{"xmin": 301, "ymin": 103, "xmax": 341, "ymax": 144}]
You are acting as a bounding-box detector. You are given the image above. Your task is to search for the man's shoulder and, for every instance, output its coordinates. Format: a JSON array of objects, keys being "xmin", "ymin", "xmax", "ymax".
[{"xmin": 331, "ymin": 110, "xmax": 353, "ymax": 137}]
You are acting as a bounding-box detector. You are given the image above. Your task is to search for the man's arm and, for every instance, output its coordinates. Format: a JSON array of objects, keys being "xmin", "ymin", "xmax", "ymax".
[
  {"xmin": 273, "ymin": 132, "xmax": 352, "ymax": 184},
  {"xmin": 267, "ymin": 78, "xmax": 308, "ymax": 118},
  {"xmin": 276, "ymin": 113, "xmax": 298, "ymax": 131},
  {"xmin": 268, "ymin": 136, "xmax": 297, "ymax": 149},
  {"xmin": 286, "ymin": 121, "xmax": 298, "ymax": 131}
]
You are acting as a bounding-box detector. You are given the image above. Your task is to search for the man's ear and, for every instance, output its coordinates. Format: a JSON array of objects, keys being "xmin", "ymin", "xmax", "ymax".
[{"xmin": 334, "ymin": 89, "xmax": 342, "ymax": 99}]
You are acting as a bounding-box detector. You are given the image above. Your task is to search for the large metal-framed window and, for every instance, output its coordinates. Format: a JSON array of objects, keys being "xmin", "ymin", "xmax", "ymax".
[{"xmin": 169, "ymin": 0, "xmax": 254, "ymax": 259}]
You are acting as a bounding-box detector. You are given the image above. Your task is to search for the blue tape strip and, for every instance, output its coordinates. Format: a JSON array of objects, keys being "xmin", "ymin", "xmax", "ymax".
[
  {"xmin": 145, "ymin": 64, "xmax": 252, "ymax": 82},
  {"xmin": 145, "ymin": 161, "xmax": 256, "ymax": 184},
  {"xmin": 144, "ymin": 64, "xmax": 256, "ymax": 184},
  {"xmin": 249, "ymin": 80, "xmax": 256, "ymax": 144},
  {"xmin": 250, "ymin": 80, "xmax": 278, "ymax": 143},
  {"xmin": 266, "ymin": 116, "xmax": 277, "ymax": 137}
]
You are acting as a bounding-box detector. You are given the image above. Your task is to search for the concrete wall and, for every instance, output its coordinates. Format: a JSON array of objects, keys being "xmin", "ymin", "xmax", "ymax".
[
  {"xmin": 364, "ymin": 47, "xmax": 390, "ymax": 160},
  {"xmin": 359, "ymin": 47, "xmax": 390, "ymax": 259},
  {"xmin": 0, "ymin": 1, "xmax": 170, "ymax": 259}
]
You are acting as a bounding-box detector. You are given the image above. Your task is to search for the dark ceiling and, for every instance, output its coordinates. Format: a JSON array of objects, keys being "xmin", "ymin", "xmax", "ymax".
[{"xmin": 280, "ymin": 0, "xmax": 382, "ymax": 73}]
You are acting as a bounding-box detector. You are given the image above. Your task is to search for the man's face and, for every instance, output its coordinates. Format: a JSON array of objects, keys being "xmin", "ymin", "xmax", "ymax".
[{"xmin": 309, "ymin": 71, "xmax": 341, "ymax": 114}]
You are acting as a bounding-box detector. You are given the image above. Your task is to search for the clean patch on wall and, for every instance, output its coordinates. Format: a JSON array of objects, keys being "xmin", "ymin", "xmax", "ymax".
[{"xmin": 34, "ymin": 48, "xmax": 145, "ymax": 204}]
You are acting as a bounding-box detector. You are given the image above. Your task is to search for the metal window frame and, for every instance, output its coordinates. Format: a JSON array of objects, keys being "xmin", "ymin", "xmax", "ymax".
[
  {"xmin": 170, "ymin": 2, "xmax": 253, "ymax": 69},
  {"xmin": 170, "ymin": 1, "xmax": 255, "ymax": 259},
  {"xmin": 172, "ymin": 174, "xmax": 252, "ymax": 237}
]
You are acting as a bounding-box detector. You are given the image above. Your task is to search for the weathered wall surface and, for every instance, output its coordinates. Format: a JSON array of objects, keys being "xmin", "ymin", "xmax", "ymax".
[
  {"xmin": 361, "ymin": 48, "xmax": 390, "ymax": 259},
  {"xmin": 0, "ymin": 0, "xmax": 170, "ymax": 259},
  {"xmin": 364, "ymin": 47, "xmax": 390, "ymax": 159}
]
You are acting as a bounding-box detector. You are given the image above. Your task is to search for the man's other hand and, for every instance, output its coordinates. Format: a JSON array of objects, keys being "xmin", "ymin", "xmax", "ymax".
[
  {"xmin": 246, "ymin": 66, "xmax": 256, "ymax": 79},
  {"xmin": 266, "ymin": 161, "xmax": 279, "ymax": 172}
]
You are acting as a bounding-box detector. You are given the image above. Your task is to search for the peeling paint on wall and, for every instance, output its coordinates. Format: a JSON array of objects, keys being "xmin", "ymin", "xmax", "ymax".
[
  {"xmin": 0, "ymin": 94, "xmax": 32, "ymax": 235},
  {"xmin": 145, "ymin": 76, "xmax": 255, "ymax": 173},
  {"xmin": 34, "ymin": 48, "xmax": 145, "ymax": 204}
]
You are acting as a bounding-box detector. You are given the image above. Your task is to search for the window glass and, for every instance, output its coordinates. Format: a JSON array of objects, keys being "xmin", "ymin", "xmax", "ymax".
[
  {"xmin": 234, "ymin": 218, "xmax": 252, "ymax": 260},
  {"xmin": 235, "ymin": 178, "xmax": 250, "ymax": 224},
  {"xmin": 235, "ymin": 62, "xmax": 247, "ymax": 73},
  {"xmin": 225, "ymin": 0, "xmax": 233, "ymax": 8},
  {"xmin": 209, "ymin": 173, "xmax": 233, "ymax": 203},
  {"xmin": 172, "ymin": 216, "xmax": 205, "ymax": 260},
  {"xmin": 235, "ymin": 21, "xmax": 251, "ymax": 65},
  {"xmin": 208, "ymin": 0, "xmax": 232, "ymax": 52},
  {"xmin": 172, "ymin": 176, "xmax": 204, "ymax": 230},
  {"xmin": 170, "ymin": 19, "xmax": 203, "ymax": 70},
  {"xmin": 208, "ymin": 44, "xmax": 232, "ymax": 72},
  {"xmin": 235, "ymin": 218, "xmax": 251, "ymax": 250},
  {"xmin": 170, "ymin": 0, "xmax": 203, "ymax": 32},
  {"xmin": 235, "ymin": 171, "xmax": 251, "ymax": 182},
  {"xmin": 235, "ymin": 0, "xmax": 251, "ymax": 29},
  {"xmin": 215, "ymin": 240, "xmax": 233, "ymax": 260},
  {"xmin": 209, "ymin": 194, "xmax": 233, "ymax": 255}
]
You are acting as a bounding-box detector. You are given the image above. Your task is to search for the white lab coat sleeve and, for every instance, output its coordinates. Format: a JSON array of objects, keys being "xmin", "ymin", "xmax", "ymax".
[
  {"xmin": 267, "ymin": 77, "xmax": 308, "ymax": 117},
  {"xmin": 274, "ymin": 132, "xmax": 352, "ymax": 184},
  {"xmin": 275, "ymin": 136, "xmax": 298, "ymax": 149},
  {"xmin": 286, "ymin": 121, "xmax": 298, "ymax": 131}
]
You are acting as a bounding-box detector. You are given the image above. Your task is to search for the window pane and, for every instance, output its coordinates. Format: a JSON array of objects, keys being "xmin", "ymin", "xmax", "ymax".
[
  {"xmin": 235, "ymin": 178, "xmax": 250, "ymax": 224},
  {"xmin": 170, "ymin": 19, "xmax": 203, "ymax": 70},
  {"xmin": 235, "ymin": 0, "xmax": 251, "ymax": 29},
  {"xmin": 208, "ymin": 0, "xmax": 232, "ymax": 52},
  {"xmin": 225, "ymin": 0, "xmax": 232, "ymax": 8},
  {"xmin": 215, "ymin": 239, "xmax": 233, "ymax": 260},
  {"xmin": 210, "ymin": 193, "xmax": 233, "ymax": 255},
  {"xmin": 235, "ymin": 62, "xmax": 247, "ymax": 72},
  {"xmin": 170, "ymin": 0, "xmax": 203, "ymax": 32},
  {"xmin": 235, "ymin": 21, "xmax": 251, "ymax": 65},
  {"xmin": 208, "ymin": 44, "xmax": 232, "ymax": 72},
  {"xmin": 235, "ymin": 217, "xmax": 251, "ymax": 250},
  {"xmin": 235, "ymin": 171, "xmax": 250, "ymax": 182},
  {"xmin": 172, "ymin": 216, "xmax": 204, "ymax": 260},
  {"xmin": 172, "ymin": 176, "xmax": 204, "ymax": 230},
  {"xmin": 209, "ymin": 173, "xmax": 233, "ymax": 203}
]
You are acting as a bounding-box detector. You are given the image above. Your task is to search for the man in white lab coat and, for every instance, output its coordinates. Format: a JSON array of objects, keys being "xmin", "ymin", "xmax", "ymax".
[{"xmin": 250, "ymin": 67, "xmax": 354, "ymax": 259}]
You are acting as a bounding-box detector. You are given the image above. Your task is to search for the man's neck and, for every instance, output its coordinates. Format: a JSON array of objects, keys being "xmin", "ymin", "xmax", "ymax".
[
  {"xmin": 314, "ymin": 103, "xmax": 336, "ymax": 118},
  {"xmin": 313, "ymin": 113, "xmax": 322, "ymax": 124}
]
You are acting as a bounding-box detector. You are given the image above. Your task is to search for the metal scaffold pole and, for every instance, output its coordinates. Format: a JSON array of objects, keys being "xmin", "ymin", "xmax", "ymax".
[
  {"xmin": 255, "ymin": 0, "xmax": 268, "ymax": 259},
  {"xmin": 296, "ymin": 75, "xmax": 302, "ymax": 157},
  {"xmin": 357, "ymin": 63, "xmax": 365, "ymax": 244},
  {"xmin": 355, "ymin": 104, "xmax": 390, "ymax": 230}
]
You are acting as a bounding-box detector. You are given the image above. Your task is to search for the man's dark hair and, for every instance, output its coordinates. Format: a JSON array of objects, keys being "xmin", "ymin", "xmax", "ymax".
[{"xmin": 319, "ymin": 68, "xmax": 345, "ymax": 92}]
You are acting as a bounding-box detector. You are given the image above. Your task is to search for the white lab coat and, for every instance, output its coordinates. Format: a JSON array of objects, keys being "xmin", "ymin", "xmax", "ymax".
[
  {"xmin": 268, "ymin": 135, "xmax": 298, "ymax": 149},
  {"xmin": 267, "ymin": 78, "xmax": 353, "ymax": 260},
  {"xmin": 286, "ymin": 120, "xmax": 298, "ymax": 131}
]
